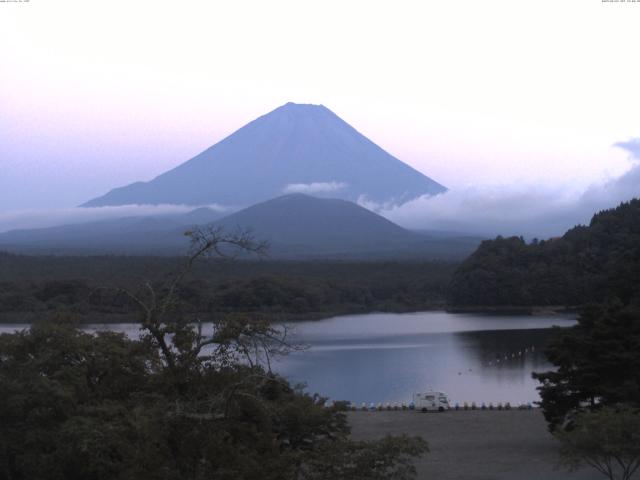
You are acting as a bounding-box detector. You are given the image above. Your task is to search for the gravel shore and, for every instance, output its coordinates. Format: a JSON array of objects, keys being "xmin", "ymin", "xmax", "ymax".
[{"xmin": 347, "ymin": 410, "xmax": 607, "ymax": 480}]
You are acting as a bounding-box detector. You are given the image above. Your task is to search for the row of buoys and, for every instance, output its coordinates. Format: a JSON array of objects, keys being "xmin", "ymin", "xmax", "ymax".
[
  {"xmin": 455, "ymin": 345, "xmax": 538, "ymax": 376},
  {"xmin": 333, "ymin": 401, "xmax": 535, "ymax": 411},
  {"xmin": 486, "ymin": 345, "xmax": 535, "ymax": 367},
  {"xmin": 452, "ymin": 401, "xmax": 534, "ymax": 411},
  {"xmin": 360, "ymin": 402, "xmax": 413, "ymax": 411}
]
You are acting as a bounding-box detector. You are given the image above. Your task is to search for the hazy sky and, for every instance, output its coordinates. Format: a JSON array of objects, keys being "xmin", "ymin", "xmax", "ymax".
[{"xmin": 1, "ymin": 0, "xmax": 640, "ymax": 213}]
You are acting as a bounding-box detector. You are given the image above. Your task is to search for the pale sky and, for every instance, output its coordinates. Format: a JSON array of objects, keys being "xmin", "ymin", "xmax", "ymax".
[{"xmin": 1, "ymin": 0, "xmax": 640, "ymax": 210}]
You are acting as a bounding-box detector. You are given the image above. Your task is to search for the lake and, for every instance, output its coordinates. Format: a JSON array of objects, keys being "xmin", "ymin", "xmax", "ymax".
[
  {"xmin": 0, "ymin": 311, "xmax": 575, "ymax": 406},
  {"xmin": 272, "ymin": 311, "xmax": 576, "ymax": 406}
]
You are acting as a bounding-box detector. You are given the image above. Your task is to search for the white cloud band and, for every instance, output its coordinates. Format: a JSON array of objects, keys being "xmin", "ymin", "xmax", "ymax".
[{"xmin": 283, "ymin": 181, "xmax": 347, "ymax": 195}]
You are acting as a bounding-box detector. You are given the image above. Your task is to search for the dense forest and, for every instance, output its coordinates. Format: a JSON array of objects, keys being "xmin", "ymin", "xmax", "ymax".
[
  {"xmin": 449, "ymin": 199, "xmax": 640, "ymax": 308},
  {"xmin": 0, "ymin": 254, "xmax": 455, "ymax": 323}
]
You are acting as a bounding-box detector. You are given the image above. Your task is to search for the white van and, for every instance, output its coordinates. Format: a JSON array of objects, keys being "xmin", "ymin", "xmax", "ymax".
[{"xmin": 413, "ymin": 391, "xmax": 450, "ymax": 412}]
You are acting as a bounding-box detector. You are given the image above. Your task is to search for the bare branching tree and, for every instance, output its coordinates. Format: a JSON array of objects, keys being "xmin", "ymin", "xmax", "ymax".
[
  {"xmin": 105, "ymin": 226, "xmax": 310, "ymax": 420},
  {"xmin": 109, "ymin": 226, "xmax": 296, "ymax": 372}
]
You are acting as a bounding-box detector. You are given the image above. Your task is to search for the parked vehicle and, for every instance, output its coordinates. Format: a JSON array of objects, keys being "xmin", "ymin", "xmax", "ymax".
[{"xmin": 412, "ymin": 390, "xmax": 450, "ymax": 412}]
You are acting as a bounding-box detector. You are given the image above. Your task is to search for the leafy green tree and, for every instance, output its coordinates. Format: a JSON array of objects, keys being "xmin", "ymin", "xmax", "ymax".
[
  {"xmin": 0, "ymin": 227, "xmax": 427, "ymax": 480},
  {"xmin": 533, "ymin": 302, "xmax": 640, "ymax": 431},
  {"xmin": 555, "ymin": 406, "xmax": 640, "ymax": 480}
]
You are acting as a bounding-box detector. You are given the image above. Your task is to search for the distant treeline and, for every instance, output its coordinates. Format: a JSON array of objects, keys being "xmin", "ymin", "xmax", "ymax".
[
  {"xmin": 449, "ymin": 199, "xmax": 640, "ymax": 308},
  {"xmin": 0, "ymin": 254, "xmax": 456, "ymax": 323}
]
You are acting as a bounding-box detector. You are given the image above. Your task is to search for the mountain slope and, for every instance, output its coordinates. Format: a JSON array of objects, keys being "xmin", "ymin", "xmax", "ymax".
[
  {"xmin": 0, "ymin": 207, "xmax": 224, "ymax": 254},
  {"xmin": 83, "ymin": 102, "xmax": 445, "ymax": 207}
]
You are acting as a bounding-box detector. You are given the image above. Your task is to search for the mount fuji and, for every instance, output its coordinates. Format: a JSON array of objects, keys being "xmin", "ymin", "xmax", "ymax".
[{"xmin": 83, "ymin": 102, "xmax": 445, "ymax": 208}]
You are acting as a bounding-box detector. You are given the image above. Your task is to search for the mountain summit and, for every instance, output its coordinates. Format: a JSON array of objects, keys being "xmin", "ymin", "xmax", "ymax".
[{"xmin": 83, "ymin": 102, "xmax": 446, "ymax": 207}]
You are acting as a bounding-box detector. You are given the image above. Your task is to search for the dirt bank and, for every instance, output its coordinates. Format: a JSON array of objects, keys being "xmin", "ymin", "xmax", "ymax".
[{"xmin": 347, "ymin": 410, "xmax": 606, "ymax": 480}]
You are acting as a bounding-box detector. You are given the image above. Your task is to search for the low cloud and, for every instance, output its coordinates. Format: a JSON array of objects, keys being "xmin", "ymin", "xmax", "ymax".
[
  {"xmin": 3, "ymin": 140, "xmax": 640, "ymax": 240},
  {"xmin": 283, "ymin": 181, "xmax": 347, "ymax": 194},
  {"xmin": 356, "ymin": 195, "xmax": 399, "ymax": 212},
  {"xmin": 0, "ymin": 204, "xmax": 230, "ymax": 233},
  {"xmin": 377, "ymin": 156, "xmax": 640, "ymax": 239},
  {"xmin": 378, "ymin": 186, "xmax": 588, "ymax": 238},
  {"xmin": 614, "ymin": 138, "xmax": 640, "ymax": 160}
]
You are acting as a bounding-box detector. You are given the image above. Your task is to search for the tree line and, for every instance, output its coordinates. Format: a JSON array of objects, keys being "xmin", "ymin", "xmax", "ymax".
[
  {"xmin": 449, "ymin": 199, "xmax": 640, "ymax": 308},
  {"xmin": 0, "ymin": 254, "xmax": 455, "ymax": 323}
]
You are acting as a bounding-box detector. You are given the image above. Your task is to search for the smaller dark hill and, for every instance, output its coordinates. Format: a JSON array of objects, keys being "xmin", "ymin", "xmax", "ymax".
[
  {"xmin": 0, "ymin": 195, "xmax": 481, "ymax": 260},
  {"xmin": 449, "ymin": 199, "xmax": 640, "ymax": 307},
  {"xmin": 211, "ymin": 193, "xmax": 421, "ymax": 255}
]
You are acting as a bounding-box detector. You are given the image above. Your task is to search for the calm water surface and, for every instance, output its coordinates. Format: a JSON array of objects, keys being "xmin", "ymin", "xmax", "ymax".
[
  {"xmin": 0, "ymin": 311, "xmax": 575, "ymax": 405},
  {"xmin": 273, "ymin": 311, "xmax": 575, "ymax": 405}
]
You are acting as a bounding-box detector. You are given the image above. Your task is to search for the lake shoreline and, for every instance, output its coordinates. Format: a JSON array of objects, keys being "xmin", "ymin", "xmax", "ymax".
[
  {"xmin": 446, "ymin": 305, "xmax": 579, "ymax": 316},
  {"xmin": 0, "ymin": 304, "xmax": 448, "ymax": 324},
  {"xmin": 0, "ymin": 303, "xmax": 580, "ymax": 324}
]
